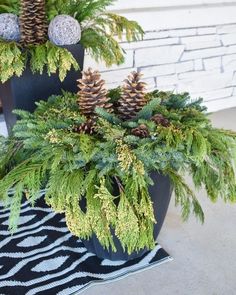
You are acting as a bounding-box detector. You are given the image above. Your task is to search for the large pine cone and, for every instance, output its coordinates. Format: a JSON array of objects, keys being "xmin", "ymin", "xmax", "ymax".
[
  {"xmin": 20, "ymin": 0, "xmax": 48, "ymax": 46},
  {"xmin": 73, "ymin": 119, "xmax": 97, "ymax": 135},
  {"xmin": 117, "ymin": 71, "xmax": 147, "ymax": 121},
  {"xmin": 151, "ymin": 114, "xmax": 170, "ymax": 127},
  {"xmin": 77, "ymin": 68, "xmax": 112, "ymax": 118},
  {"xmin": 131, "ymin": 124, "xmax": 150, "ymax": 138}
]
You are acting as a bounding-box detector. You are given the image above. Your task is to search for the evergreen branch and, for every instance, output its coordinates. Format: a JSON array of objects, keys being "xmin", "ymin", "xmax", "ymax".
[
  {"xmin": 135, "ymin": 98, "xmax": 161, "ymax": 120},
  {"xmin": 46, "ymin": 168, "xmax": 85, "ymax": 213},
  {"xmin": 0, "ymin": 41, "xmax": 79, "ymax": 83},
  {"xmin": 97, "ymin": 119, "xmax": 125, "ymax": 140},
  {"xmin": 81, "ymin": 27, "xmax": 125, "ymax": 66},
  {"xmin": 29, "ymin": 41, "xmax": 79, "ymax": 81},
  {"xmin": 159, "ymin": 91, "xmax": 207, "ymax": 112},
  {"xmin": 95, "ymin": 107, "xmax": 122, "ymax": 124},
  {"xmin": 115, "ymin": 192, "xmax": 139, "ymax": 253},
  {"xmin": 167, "ymin": 168, "xmax": 205, "ymax": 223},
  {"xmin": 88, "ymin": 13, "xmax": 144, "ymax": 42},
  {"xmin": 0, "ymin": 157, "xmax": 49, "ymax": 231},
  {"xmin": 73, "ymin": 0, "xmax": 115, "ymax": 22},
  {"xmin": 0, "ymin": 41, "xmax": 25, "ymax": 83},
  {"xmin": 108, "ymin": 87, "xmax": 122, "ymax": 103},
  {"xmin": 0, "ymin": 0, "xmax": 19, "ymax": 14}
]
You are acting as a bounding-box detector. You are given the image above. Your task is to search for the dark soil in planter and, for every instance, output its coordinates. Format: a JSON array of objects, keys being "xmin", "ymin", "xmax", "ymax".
[
  {"xmin": 82, "ymin": 172, "xmax": 172, "ymax": 261},
  {"xmin": 0, "ymin": 44, "xmax": 84, "ymax": 132}
]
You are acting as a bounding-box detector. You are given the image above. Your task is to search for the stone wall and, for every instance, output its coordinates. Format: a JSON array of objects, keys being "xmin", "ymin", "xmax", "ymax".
[{"xmin": 84, "ymin": 1, "xmax": 236, "ymax": 112}]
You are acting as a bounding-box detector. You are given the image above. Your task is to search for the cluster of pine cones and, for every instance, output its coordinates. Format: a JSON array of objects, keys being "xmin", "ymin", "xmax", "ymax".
[{"xmin": 76, "ymin": 68, "xmax": 170, "ymax": 138}]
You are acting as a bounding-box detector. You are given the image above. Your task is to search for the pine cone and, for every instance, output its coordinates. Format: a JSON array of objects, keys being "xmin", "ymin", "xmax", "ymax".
[
  {"xmin": 131, "ymin": 124, "xmax": 150, "ymax": 138},
  {"xmin": 117, "ymin": 71, "xmax": 147, "ymax": 120},
  {"xmin": 73, "ymin": 119, "xmax": 97, "ymax": 135},
  {"xmin": 151, "ymin": 114, "xmax": 170, "ymax": 127},
  {"xmin": 77, "ymin": 68, "xmax": 112, "ymax": 118},
  {"xmin": 19, "ymin": 0, "xmax": 48, "ymax": 46}
]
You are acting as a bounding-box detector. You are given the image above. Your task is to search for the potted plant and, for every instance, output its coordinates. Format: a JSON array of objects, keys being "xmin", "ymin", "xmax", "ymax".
[
  {"xmin": 0, "ymin": 68, "xmax": 236, "ymax": 261},
  {"xmin": 0, "ymin": 0, "xmax": 143, "ymax": 130}
]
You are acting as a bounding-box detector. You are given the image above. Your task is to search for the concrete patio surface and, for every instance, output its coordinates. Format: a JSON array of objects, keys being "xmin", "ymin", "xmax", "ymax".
[{"xmin": 0, "ymin": 108, "xmax": 235, "ymax": 295}]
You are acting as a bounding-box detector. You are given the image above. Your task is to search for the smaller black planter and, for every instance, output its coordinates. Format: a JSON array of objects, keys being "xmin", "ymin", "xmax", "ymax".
[
  {"xmin": 0, "ymin": 44, "xmax": 84, "ymax": 132},
  {"xmin": 82, "ymin": 172, "xmax": 172, "ymax": 261}
]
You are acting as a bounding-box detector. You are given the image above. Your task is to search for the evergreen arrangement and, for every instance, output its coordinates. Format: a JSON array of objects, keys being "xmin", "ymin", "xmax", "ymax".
[
  {"xmin": 0, "ymin": 69, "xmax": 236, "ymax": 254},
  {"xmin": 0, "ymin": 0, "xmax": 143, "ymax": 82}
]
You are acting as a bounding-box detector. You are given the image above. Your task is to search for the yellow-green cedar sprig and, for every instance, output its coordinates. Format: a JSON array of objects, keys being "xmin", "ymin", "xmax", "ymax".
[
  {"xmin": 0, "ymin": 41, "xmax": 25, "ymax": 83},
  {"xmin": 30, "ymin": 41, "xmax": 79, "ymax": 81}
]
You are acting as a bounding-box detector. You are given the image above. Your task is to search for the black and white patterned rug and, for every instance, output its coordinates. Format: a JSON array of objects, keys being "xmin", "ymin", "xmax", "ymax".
[{"xmin": 0, "ymin": 195, "xmax": 172, "ymax": 295}]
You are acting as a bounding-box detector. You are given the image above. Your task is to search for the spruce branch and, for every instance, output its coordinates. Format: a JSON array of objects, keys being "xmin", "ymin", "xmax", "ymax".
[
  {"xmin": 135, "ymin": 98, "xmax": 161, "ymax": 120},
  {"xmin": 95, "ymin": 107, "xmax": 122, "ymax": 125}
]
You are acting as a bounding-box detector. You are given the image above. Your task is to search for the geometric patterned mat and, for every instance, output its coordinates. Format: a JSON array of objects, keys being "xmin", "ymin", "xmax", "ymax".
[{"xmin": 0, "ymin": 196, "xmax": 172, "ymax": 295}]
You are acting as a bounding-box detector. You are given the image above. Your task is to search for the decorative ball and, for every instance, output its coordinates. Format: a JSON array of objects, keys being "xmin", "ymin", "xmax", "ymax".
[
  {"xmin": 0, "ymin": 13, "xmax": 20, "ymax": 42},
  {"xmin": 48, "ymin": 15, "xmax": 81, "ymax": 46}
]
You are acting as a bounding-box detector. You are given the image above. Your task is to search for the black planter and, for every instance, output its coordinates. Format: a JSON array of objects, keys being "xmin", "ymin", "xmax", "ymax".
[
  {"xmin": 0, "ymin": 44, "xmax": 84, "ymax": 132},
  {"xmin": 82, "ymin": 172, "xmax": 172, "ymax": 261}
]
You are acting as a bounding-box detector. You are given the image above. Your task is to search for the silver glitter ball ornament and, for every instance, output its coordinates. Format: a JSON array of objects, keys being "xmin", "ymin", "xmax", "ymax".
[
  {"xmin": 48, "ymin": 15, "xmax": 81, "ymax": 46},
  {"xmin": 0, "ymin": 13, "xmax": 20, "ymax": 42}
]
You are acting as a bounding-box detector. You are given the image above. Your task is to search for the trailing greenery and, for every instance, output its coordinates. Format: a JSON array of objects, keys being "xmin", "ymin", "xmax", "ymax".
[
  {"xmin": 29, "ymin": 41, "xmax": 79, "ymax": 81},
  {"xmin": 0, "ymin": 40, "xmax": 25, "ymax": 83},
  {"xmin": 0, "ymin": 0, "xmax": 144, "ymax": 82},
  {"xmin": 0, "ymin": 40, "xmax": 79, "ymax": 82},
  {"xmin": 0, "ymin": 89, "xmax": 236, "ymax": 254},
  {"xmin": 80, "ymin": 12, "xmax": 143, "ymax": 66}
]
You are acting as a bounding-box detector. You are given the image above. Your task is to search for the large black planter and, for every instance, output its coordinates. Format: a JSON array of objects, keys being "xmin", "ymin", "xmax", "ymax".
[
  {"xmin": 82, "ymin": 172, "xmax": 172, "ymax": 261},
  {"xmin": 0, "ymin": 44, "xmax": 84, "ymax": 132}
]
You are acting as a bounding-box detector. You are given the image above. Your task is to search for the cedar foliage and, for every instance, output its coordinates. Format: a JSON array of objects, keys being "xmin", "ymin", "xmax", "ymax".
[
  {"xmin": 29, "ymin": 41, "xmax": 79, "ymax": 81},
  {"xmin": 0, "ymin": 41, "xmax": 25, "ymax": 83},
  {"xmin": 0, "ymin": 40, "xmax": 79, "ymax": 82},
  {"xmin": 0, "ymin": 83, "xmax": 236, "ymax": 254}
]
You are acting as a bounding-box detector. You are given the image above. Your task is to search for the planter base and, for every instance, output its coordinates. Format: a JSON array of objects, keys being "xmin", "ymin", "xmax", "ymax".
[{"xmin": 82, "ymin": 173, "xmax": 172, "ymax": 261}]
